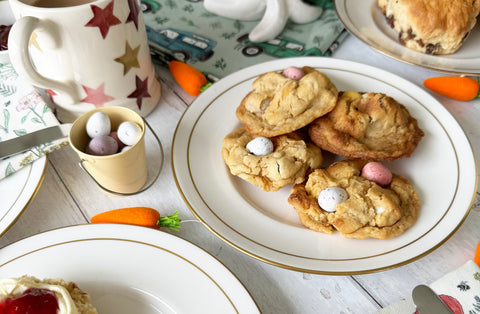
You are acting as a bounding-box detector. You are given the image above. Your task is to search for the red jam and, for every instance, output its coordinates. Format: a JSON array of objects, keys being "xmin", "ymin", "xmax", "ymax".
[{"xmin": 0, "ymin": 288, "xmax": 59, "ymax": 314}]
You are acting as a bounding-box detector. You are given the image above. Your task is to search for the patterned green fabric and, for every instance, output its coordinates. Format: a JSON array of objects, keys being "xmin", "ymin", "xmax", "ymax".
[
  {"xmin": 0, "ymin": 53, "xmax": 68, "ymax": 180},
  {"xmin": 142, "ymin": 0, "xmax": 347, "ymax": 79}
]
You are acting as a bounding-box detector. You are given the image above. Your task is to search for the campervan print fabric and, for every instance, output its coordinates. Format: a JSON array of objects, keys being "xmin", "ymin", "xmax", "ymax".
[{"xmin": 142, "ymin": 0, "xmax": 347, "ymax": 79}]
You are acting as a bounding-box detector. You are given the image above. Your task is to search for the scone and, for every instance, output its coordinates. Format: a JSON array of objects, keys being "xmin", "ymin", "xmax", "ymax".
[
  {"xmin": 308, "ymin": 91, "xmax": 424, "ymax": 161},
  {"xmin": 222, "ymin": 127, "xmax": 322, "ymax": 192},
  {"xmin": 0, "ymin": 275, "xmax": 98, "ymax": 313},
  {"xmin": 288, "ymin": 159, "xmax": 420, "ymax": 239},
  {"xmin": 236, "ymin": 66, "xmax": 338, "ymax": 137},
  {"xmin": 378, "ymin": 0, "xmax": 480, "ymax": 54}
]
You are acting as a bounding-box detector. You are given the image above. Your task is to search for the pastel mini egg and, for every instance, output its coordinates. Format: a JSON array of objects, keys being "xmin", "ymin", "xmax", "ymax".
[
  {"xmin": 109, "ymin": 131, "xmax": 126, "ymax": 151},
  {"xmin": 361, "ymin": 162, "xmax": 392, "ymax": 186},
  {"xmin": 86, "ymin": 112, "xmax": 111, "ymax": 138},
  {"xmin": 318, "ymin": 187, "xmax": 348, "ymax": 212},
  {"xmin": 85, "ymin": 135, "xmax": 118, "ymax": 156},
  {"xmin": 117, "ymin": 121, "xmax": 142, "ymax": 146},
  {"xmin": 121, "ymin": 145, "xmax": 132, "ymax": 152},
  {"xmin": 246, "ymin": 137, "xmax": 274, "ymax": 156},
  {"xmin": 282, "ymin": 66, "xmax": 304, "ymax": 80}
]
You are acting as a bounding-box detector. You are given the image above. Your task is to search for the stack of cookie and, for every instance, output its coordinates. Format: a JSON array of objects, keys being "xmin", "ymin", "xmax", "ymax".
[
  {"xmin": 222, "ymin": 66, "xmax": 337, "ymax": 192},
  {"xmin": 221, "ymin": 66, "xmax": 424, "ymax": 239}
]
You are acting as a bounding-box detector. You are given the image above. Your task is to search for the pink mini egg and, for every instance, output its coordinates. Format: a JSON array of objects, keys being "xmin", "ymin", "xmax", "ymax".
[
  {"xmin": 282, "ymin": 66, "xmax": 304, "ymax": 80},
  {"xmin": 109, "ymin": 131, "xmax": 126, "ymax": 151},
  {"xmin": 361, "ymin": 162, "xmax": 392, "ymax": 186},
  {"xmin": 85, "ymin": 135, "xmax": 118, "ymax": 156}
]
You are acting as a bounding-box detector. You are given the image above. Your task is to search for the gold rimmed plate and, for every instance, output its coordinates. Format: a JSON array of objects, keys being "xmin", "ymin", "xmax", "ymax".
[
  {"xmin": 0, "ymin": 224, "xmax": 260, "ymax": 313},
  {"xmin": 0, "ymin": 1, "xmax": 48, "ymax": 237},
  {"xmin": 172, "ymin": 57, "xmax": 477, "ymax": 275},
  {"xmin": 335, "ymin": 0, "xmax": 480, "ymax": 75}
]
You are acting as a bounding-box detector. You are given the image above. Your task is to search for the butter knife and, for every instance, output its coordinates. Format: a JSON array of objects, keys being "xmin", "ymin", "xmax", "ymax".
[
  {"xmin": 412, "ymin": 284, "xmax": 454, "ymax": 314},
  {"xmin": 0, "ymin": 124, "xmax": 71, "ymax": 159}
]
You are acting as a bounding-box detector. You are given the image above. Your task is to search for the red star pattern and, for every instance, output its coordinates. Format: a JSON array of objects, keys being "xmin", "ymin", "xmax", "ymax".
[
  {"xmin": 81, "ymin": 83, "xmax": 115, "ymax": 108},
  {"xmin": 127, "ymin": 76, "xmax": 150, "ymax": 110},
  {"xmin": 126, "ymin": 0, "xmax": 140, "ymax": 30},
  {"xmin": 85, "ymin": 1, "xmax": 121, "ymax": 39}
]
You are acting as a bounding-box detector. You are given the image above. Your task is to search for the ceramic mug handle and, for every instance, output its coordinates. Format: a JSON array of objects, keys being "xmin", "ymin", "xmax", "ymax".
[{"xmin": 8, "ymin": 16, "xmax": 78, "ymax": 104}]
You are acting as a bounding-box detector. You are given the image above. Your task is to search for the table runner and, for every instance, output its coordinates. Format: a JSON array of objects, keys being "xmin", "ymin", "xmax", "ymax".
[{"xmin": 142, "ymin": 0, "xmax": 347, "ymax": 79}]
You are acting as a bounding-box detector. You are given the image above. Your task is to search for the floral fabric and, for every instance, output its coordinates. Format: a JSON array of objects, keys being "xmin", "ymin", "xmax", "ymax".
[{"xmin": 0, "ymin": 53, "xmax": 68, "ymax": 180}]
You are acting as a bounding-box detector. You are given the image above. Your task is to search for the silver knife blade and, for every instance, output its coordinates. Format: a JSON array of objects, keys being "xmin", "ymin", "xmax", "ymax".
[
  {"xmin": 412, "ymin": 284, "xmax": 454, "ymax": 314},
  {"xmin": 0, "ymin": 124, "xmax": 71, "ymax": 159}
]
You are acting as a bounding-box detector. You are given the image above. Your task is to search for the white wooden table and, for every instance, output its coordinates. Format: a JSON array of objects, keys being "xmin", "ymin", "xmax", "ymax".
[{"xmin": 1, "ymin": 34, "xmax": 479, "ymax": 313}]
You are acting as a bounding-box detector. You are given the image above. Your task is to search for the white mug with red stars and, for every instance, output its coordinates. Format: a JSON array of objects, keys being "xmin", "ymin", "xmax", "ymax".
[{"xmin": 7, "ymin": 0, "xmax": 161, "ymax": 123}]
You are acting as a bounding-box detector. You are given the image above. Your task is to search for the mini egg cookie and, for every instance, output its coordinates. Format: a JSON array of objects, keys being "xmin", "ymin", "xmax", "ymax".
[
  {"xmin": 236, "ymin": 67, "xmax": 338, "ymax": 137},
  {"xmin": 288, "ymin": 159, "xmax": 420, "ymax": 239},
  {"xmin": 308, "ymin": 91, "xmax": 424, "ymax": 161},
  {"xmin": 221, "ymin": 127, "xmax": 322, "ymax": 192}
]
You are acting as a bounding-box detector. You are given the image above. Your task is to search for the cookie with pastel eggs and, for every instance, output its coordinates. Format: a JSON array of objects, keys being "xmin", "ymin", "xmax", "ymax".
[
  {"xmin": 221, "ymin": 127, "xmax": 322, "ymax": 192},
  {"xmin": 236, "ymin": 66, "xmax": 338, "ymax": 137},
  {"xmin": 308, "ymin": 91, "xmax": 424, "ymax": 161},
  {"xmin": 287, "ymin": 159, "xmax": 420, "ymax": 239}
]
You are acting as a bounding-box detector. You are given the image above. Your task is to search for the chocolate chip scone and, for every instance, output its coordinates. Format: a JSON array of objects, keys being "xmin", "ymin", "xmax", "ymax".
[
  {"xmin": 308, "ymin": 91, "xmax": 424, "ymax": 161},
  {"xmin": 378, "ymin": 0, "xmax": 480, "ymax": 54},
  {"xmin": 221, "ymin": 127, "xmax": 322, "ymax": 192},
  {"xmin": 236, "ymin": 67, "xmax": 338, "ymax": 137},
  {"xmin": 288, "ymin": 159, "xmax": 420, "ymax": 239}
]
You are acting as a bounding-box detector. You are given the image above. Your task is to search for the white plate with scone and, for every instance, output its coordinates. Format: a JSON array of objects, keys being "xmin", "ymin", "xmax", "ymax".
[
  {"xmin": 0, "ymin": 224, "xmax": 260, "ymax": 313},
  {"xmin": 172, "ymin": 57, "xmax": 477, "ymax": 274},
  {"xmin": 335, "ymin": 0, "xmax": 480, "ymax": 75}
]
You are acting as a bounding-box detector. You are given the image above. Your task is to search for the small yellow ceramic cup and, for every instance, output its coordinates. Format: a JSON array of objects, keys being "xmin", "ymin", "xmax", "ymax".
[{"xmin": 69, "ymin": 106, "xmax": 160, "ymax": 195}]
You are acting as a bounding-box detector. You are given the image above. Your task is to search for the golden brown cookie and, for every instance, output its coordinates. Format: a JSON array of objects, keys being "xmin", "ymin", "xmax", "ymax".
[
  {"xmin": 221, "ymin": 127, "xmax": 322, "ymax": 192},
  {"xmin": 288, "ymin": 159, "xmax": 420, "ymax": 239},
  {"xmin": 236, "ymin": 67, "xmax": 338, "ymax": 137},
  {"xmin": 308, "ymin": 91, "xmax": 424, "ymax": 161},
  {"xmin": 378, "ymin": 0, "xmax": 480, "ymax": 54}
]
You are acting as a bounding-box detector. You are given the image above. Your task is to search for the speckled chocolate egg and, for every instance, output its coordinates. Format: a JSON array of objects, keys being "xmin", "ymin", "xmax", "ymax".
[
  {"xmin": 318, "ymin": 187, "xmax": 348, "ymax": 212},
  {"xmin": 361, "ymin": 162, "xmax": 392, "ymax": 186},
  {"xmin": 121, "ymin": 145, "xmax": 132, "ymax": 152},
  {"xmin": 282, "ymin": 66, "xmax": 304, "ymax": 80},
  {"xmin": 246, "ymin": 137, "xmax": 274, "ymax": 156},
  {"xmin": 86, "ymin": 112, "xmax": 111, "ymax": 138},
  {"xmin": 109, "ymin": 131, "xmax": 126, "ymax": 151},
  {"xmin": 86, "ymin": 135, "xmax": 118, "ymax": 156},
  {"xmin": 117, "ymin": 121, "xmax": 142, "ymax": 146}
]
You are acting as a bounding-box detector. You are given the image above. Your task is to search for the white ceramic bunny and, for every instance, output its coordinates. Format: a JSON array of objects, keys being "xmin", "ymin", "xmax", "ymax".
[{"xmin": 204, "ymin": 0, "xmax": 323, "ymax": 42}]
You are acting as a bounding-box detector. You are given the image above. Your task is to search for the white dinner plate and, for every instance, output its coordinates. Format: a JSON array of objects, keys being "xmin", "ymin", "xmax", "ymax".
[
  {"xmin": 0, "ymin": 3, "xmax": 48, "ymax": 237},
  {"xmin": 172, "ymin": 57, "xmax": 477, "ymax": 275},
  {"xmin": 334, "ymin": 0, "xmax": 480, "ymax": 75},
  {"xmin": 0, "ymin": 224, "xmax": 260, "ymax": 313},
  {"xmin": 0, "ymin": 157, "xmax": 47, "ymax": 236}
]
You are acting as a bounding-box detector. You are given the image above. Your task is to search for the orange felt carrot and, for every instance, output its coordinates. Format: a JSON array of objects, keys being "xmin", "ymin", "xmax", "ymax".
[
  {"xmin": 474, "ymin": 240, "xmax": 480, "ymax": 267},
  {"xmin": 91, "ymin": 207, "xmax": 181, "ymax": 231},
  {"xmin": 169, "ymin": 60, "xmax": 210, "ymax": 96},
  {"xmin": 424, "ymin": 76, "xmax": 480, "ymax": 101}
]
